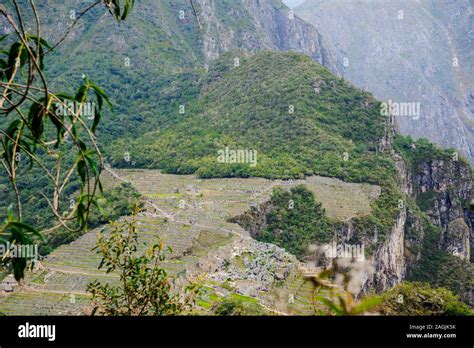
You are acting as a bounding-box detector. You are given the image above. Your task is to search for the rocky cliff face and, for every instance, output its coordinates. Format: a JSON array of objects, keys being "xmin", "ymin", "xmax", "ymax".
[
  {"xmin": 230, "ymin": 145, "xmax": 473, "ymax": 298},
  {"xmin": 294, "ymin": 0, "xmax": 473, "ymax": 164},
  {"xmin": 411, "ymin": 158, "xmax": 473, "ymax": 260},
  {"xmin": 197, "ymin": 0, "xmax": 337, "ymax": 73},
  {"xmin": 1, "ymin": 0, "xmax": 337, "ymax": 73}
]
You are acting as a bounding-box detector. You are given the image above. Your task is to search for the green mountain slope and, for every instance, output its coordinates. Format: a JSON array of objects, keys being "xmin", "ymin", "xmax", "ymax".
[
  {"xmin": 1, "ymin": 0, "xmax": 472, "ymax": 304},
  {"xmin": 108, "ymin": 50, "xmax": 404, "ymax": 258},
  {"xmin": 109, "ymin": 51, "xmax": 394, "ymax": 184},
  {"xmin": 1, "ymin": 0, "xmax": 337, "ymax": 147},
  {"xmin": 106, "ymin": 50, "xmax": 473, "ymax": 299},
  {"xmin": 0, "ymin": 0, "xmax": 336, "ymax": 242}
]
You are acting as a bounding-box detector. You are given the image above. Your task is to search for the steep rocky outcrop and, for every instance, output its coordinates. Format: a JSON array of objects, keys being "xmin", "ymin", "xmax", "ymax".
[
  {"xmin": 293, "ymin": 0, "xmax": 473, "ymax": 163},
  {"xmin": 1, "ymin": 0, "xmax": 337, "ymax": 73},
  {"xmin": 365, "ymin": 198, "xmax": 407, "ymax": 293},
  {"xmin": 230, "ymin": 136, "xmax": 473, "ymax": 299},
  {"xmin": 198, "ymin": 0, "xmax": 337, "ymax": 73},
  {"xmin": 411, "ymin": 158, "xmax": 473, "ymax": 260}
]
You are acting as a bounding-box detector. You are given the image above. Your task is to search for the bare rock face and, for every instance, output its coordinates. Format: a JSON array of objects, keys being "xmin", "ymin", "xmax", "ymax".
[
  {"xmin": 368, "ymin": 207, "xmax": 407, "ymax": 293},
  {"xmin": 198, "ymin": 0, "xmax": 338, "ymax": 73},
  {"xmin": 412, "ymin": 158, "xmax": 473, "ymax": 260},
  {"xmin": 294, "ymin": 0, "xmax": 473, "ymax": 164},
  {"xmin": 443, "ymin": 218, "xmax": 471, "ymax": 260}
]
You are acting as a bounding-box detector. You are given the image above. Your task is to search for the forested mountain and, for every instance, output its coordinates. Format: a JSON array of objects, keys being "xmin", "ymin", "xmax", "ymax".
[
  {"xmin": 291, "ymin": 0, "xmax": 474, "ymax": 164},
  {"xmin": 107, "ymin": 49, "xmax": 473, "ymax": 302},
  {"xmin": 0, "ymin": 0, "xmax": 472, "ymax": 316},
  {"xmin": 1, "ymin": 0, "xmax": 337, "ymax": 147},
  {"xmin": 0, "ymin": 0, "xmax": 336, "ymax": 239},
  {"xmin": 109, "ymin": 51, "xmax": 390, "ymax": 182}
]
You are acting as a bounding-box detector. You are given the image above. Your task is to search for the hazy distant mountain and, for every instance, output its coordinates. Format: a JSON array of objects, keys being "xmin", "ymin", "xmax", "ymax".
[
  {"xmin": 282, "ymin": 0, "xmax": 306, "ymax": 8},
  {"xmin": 294, "ymin": 0, "xmax": 473, "ymax": 164}
]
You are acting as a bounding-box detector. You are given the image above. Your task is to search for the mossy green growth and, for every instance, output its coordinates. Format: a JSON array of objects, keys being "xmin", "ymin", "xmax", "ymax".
[
  {"xmin": 378, "ymin": 282, "xmax": 471, "ymax": 316},
  {"xmin": 256, "ymin": 185, "xmax": 334, "ymax": 259},
  {"xmin": 213, "ymin": 296, "xmax": 265, "ymax": 316},
  {"xmin": 406, "ymin": 216, "xmax": 473, "ymax": 297}
]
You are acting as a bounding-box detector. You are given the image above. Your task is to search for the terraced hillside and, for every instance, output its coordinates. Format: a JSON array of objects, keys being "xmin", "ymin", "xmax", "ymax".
[{"xmin": 0, "ymin": 169, "xmax": 380, "ymax": 315}]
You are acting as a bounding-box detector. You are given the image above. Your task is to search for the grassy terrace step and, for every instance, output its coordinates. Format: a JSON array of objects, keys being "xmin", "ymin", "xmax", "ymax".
[
  {"xmin": 279, "ymin": 275, "xmax": 347, "ymax": 315},
  {"xmin": 1, "ymin": 170, "xmax": 378, "ymax": 315},
  {"xmin": 0, "ymin": 290, "xmax": 90, "ymax": 315}
]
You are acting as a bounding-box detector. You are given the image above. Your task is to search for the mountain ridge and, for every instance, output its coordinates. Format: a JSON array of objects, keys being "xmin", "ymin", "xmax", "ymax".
[{"xmin": 294, "ymin": 0, "xmax": 473, "ymax": 164}]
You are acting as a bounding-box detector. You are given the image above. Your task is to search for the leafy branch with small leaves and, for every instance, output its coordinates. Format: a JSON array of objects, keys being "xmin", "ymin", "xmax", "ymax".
[
  {"xmin": 0, "ymin": 0, "xmax": 136, "ymax": 280},
  {"xmin": 87, "ymin": 207, "xmax": 202, "ymax": 316},
  {"xmin": 306, "ymin": 263, "xmax": 382, "ymax": 316}
]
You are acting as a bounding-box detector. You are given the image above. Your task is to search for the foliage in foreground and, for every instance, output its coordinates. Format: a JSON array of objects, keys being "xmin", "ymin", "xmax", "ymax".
[
  {"xmin": 0, "ymin": 0, "xmax": 135, "ymax": 280},
  {"xmin": 306, "ymin": 266, "xmax": 382, "ymax": 316},
  {"xmin": 87, "ymin": 208, "xmax": 200, "ymax": 316},
  {"xmin": 43, "ymin": 182, "xmax": 143, "ymax": 253}
]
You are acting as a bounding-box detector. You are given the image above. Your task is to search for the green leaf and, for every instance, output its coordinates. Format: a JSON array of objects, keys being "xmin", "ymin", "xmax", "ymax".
[
  {"xmin": 91, "ymin": 93, "xmax": 102, "ymax": 133},
  {"xmin": 89, "ymin": 83, "xmax": 112, "ymax": 109},
  {"xmin": 78, "ymin": 140, "xmax": 87, "ymax": 152},
  {"xmin": 75, "ymin": 84, "xmax": 89, "ymax": 103},
  {"xmin": 12, "ymin": 258, "xmax": 26, "ymax": 281},
  {"xmin": 27, "ymin": 100, "xmax": 45, "ymax": 140},
  {"xmin": 77, "ymin": 159, "xmax": 87, "ymax": 183},
  {"xmin": 27, "ymin": 35, "xmax": 52, "ymax": 49},
  {"xmin": 38, "ymin": 44, "xmax": 44, "ymax": 70},
  {"xmin": 54, "ymin": 92, "xmax": 75, "ymax": 101},
  {"xmin": 121, "ymin": 0, "xmax": 135, "ymax": 20},
  {"xmin": 9, "ymin": 222, "xmax": 44, "ymax": 241},
  {"xmin": 77, "ymin": 202, "xmax": 87, "ymax": 228},
  {"xmin": 98, "ymin": 179, "xmax": 104, "ymax": 195},
  {"xmin": 5, "ymin": 119, "xmax": 20, "ymax": 137},
  {"xmin": 85, "ymin": 154, "xmax": 99, "ymax": 177},
  {"xmin": 114, "ymin": 0, "xmax": 121, "ymax": 18}
]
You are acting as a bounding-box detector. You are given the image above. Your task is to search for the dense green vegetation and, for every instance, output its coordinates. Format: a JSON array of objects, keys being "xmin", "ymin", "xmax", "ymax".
[
  {"xmin": 406, "ymin": 215, "xmax": 473, "ymax": 297},
  {"xmin": 0, "ymin": 1, "xmax": 207, "ymax": 261},
  {"xmin": 43, "ymin": 182, "xmax": 143, "ymax": 253},
  {"xmin": 1, "ymin": 165, "xmax": 143, "ymax": 256},
  {"xmin": 255, "ymin": 185, "xmax": 334, "ymax": 259},
  {"xmin": 394, "ymin": 135, "xmax": 456, "ymax": 167},
  {"xmin": 213, "ymin": 296, "xmax": 265, "ymax": 316},
  {"xmin": 96, "ymin": 50, "xmax": 417, "ymax": 264},
  {"xmin": 1, "ymin": 1, "xmax": 471, "ymax": 315},
  {"xmin": 109, "ymin": 51, "xmax": 394, "ymax": 185},
  {"xmin": 378, "ymin": 282, "xmax": 471, "ymax": 316},
  {"xmin": 87, "ymin": 209, "xmax": 199, "ymax": 316},
  {"xmin": 0, "ymin": 0, "xmax": 139, "ymax": 280},
  {"xmin": 2, "ymin": 3, "xmax": 406, "ymax": 271},
  {"xmin": 106, "ymin": 51, "xmax": 405, "ymax": 248}
]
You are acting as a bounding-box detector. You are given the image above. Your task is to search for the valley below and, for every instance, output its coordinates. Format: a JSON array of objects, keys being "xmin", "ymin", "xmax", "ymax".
[
  {"xmin": 0, "ymin": 169, "xmax": 380, "ymax": 315},
  {"xmin": 0, "ymin": 0, "xmax": 472, "ymax": 319}
]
